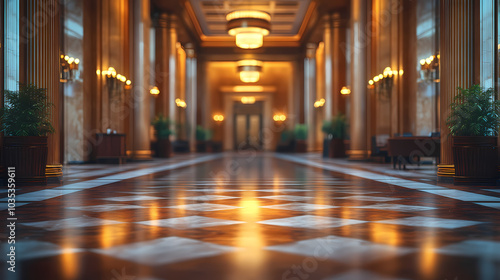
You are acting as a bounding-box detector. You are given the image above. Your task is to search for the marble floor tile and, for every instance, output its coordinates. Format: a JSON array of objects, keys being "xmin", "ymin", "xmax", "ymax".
[
  {"xmin": 0, "ymin": 189, "xmax": 80, "ymax": 202},
  {"xmin": 0, "ymin": 202, "xmax": 29, "ymax": 210},
  {"xmin": 266, "ymin": 235, "xmax": 415, "ymax": 265},
  {"xmin": 375, "ymin": 216, "xmax": 484, "ymax": 229},
  {"xmin": 258, "ymin": 215, "xmax": 366, "ymax": 229},
  {"xmin": 101, "ymin": 195, "xmax": 167, "ymax": 202},
  {"xmin": 259, "ymin": 195, "xmax": 316, "ymax": 202},
  {"xmin": 92, "ymin": 236, "xmax": 237, "ymax": 265},
  {"xmin": 182, "ymin": 195, "xmax": 239, "ymax": 201},
  {"xmin": 434, "ymin": 240, "xmax": 500, "ymax": 261},
  {"xmin": 334, "ymin": 195, "xmax": 401, "ymax": 202},
  {"xmin": 164, "ymin": 203, "xmax": 240, "ymax": 211},
  {"xmin": 261, "ymin": 203, "xmax": 339, "ymax": 211},
  {"xmin": 66, "ymin": 204, "xmax": 146, "ymax": 212},
  {"xmin": 136, "ymin": 216, "xmax": 245, "ymax": 229},
  {"xmin": 21, "ymin": 216, "xmax": 124, "ymax": 231},
  {"xmin": 475, "ymin": 202, "xmax": 500, "ymax": 210},
  {"xmin": 348, "ymin": 203, "xmax": 437, "ymax": 212},
  {"xmin": 0, "ymin": 240, "xmax": 83, "ymax": 261},
  {"xmin": 422, "ymin": 189, "xmax": 500, "ymax": 202},
  {"xmin": 323, "ymin": 270, "xmax": 409, "ymax": 280}
]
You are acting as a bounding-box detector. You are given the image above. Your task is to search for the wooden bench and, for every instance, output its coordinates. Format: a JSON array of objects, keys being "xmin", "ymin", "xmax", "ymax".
[{"xmin": 387, "ymin": 137, "xmax": 440, "ymax": 169}]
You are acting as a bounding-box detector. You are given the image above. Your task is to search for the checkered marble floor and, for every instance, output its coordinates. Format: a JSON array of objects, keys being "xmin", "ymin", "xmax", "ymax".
[{"xmin": 1, "ymin": 153, "xmax": 500, "ymax": 280}]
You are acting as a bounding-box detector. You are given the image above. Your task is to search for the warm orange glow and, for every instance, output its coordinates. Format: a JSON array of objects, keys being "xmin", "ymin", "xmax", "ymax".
[
  {"xmin": 150, "ymin": 86, "xmax": 160, "ymax": 96},
  {"xmin": 241, "ymin": 96, "xmax": 256, "ymax": 104},
  {"xmin": 340, "ymin": 86, "xmax": 351, "ymax": 95},
  {"xmin": 175, "ymin": 98, "xmax": 187, "ymax": 108},
  {"xmin": 227, "ymin": 11, "xmax": 271, "ymax": 49},
  {"xmin": 126, "ymin": 80, "xmax": 132, "ymax": 86},
  {"xmin": 240, "ymin": 71, "xmax": 260, "ymax": 83},
  {"xmin": 273, "ymin": 114, "xmax": 286, "ymax": 122},
  {"xmin": 232, "ymin": 85, "xmax": 265, "ymax": 93},
  {"xmin": 213, "ymin": 114, "xmax": 224, "ymax": 122},
  {"xmin": 314, "ymin": 98, "xmax": 326, "ymax": 108}
]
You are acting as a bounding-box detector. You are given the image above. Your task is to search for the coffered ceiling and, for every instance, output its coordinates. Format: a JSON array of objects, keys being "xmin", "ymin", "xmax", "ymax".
[
  {"xmin": 188, "ymin": 0, "xmax": 312, "ymax": 36},
  {"xmin": 151, "ymin": 0, "xmax": 350, "ymax": 48}
]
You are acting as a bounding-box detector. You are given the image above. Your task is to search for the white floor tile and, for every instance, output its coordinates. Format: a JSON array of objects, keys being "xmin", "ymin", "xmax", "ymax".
[
  {"xmin": 22, "ymin": 216, "xmax": 124, "ymax": 231},
  {"xmin": 375, "ymin": 216, "xmax": 484, "ymax": 229},
  {"xmin": 101, "ymin": 195, "xmax": 167, "ymax": 202},
  {"xmin": 335, "ymin": 195, "xmax": 401, "ymax": 202},
  {"xmin": 67, "ymin": 204, "xmax": 145, "ymax": 212},
  {"xmin": 92, "ymin": 236, "xmax": 237, "ymax": 265},
  {"xmin": 261, "ymin": 203, "xmax": 339, "ymax": 211},
  {"xmin": 349, "ymin": 203, "xmax": 437, "ymax": 212},
  {"xmin": 136, "ymin": 215, "xmax": 244, "ymax": 229},
  {"xmin": 165, "ymin": 203, "xmax": 240, "ymax": 211},
  {"xmin": 258, "ymin": 215, "xmax": 366, "ymax": 229},
  {"xmin": 266, "ymin": 235, "xmax": 414, "ymax": 265}
]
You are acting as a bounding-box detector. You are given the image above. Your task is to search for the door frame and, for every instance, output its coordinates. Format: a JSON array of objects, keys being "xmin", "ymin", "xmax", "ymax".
[
  {"xmin": 233, "ymin": 109, "xmax": 264, "ymax": 151},
  {"xmin": 223, "ymin": 91, "xmax": 273, "ymax": 151}
]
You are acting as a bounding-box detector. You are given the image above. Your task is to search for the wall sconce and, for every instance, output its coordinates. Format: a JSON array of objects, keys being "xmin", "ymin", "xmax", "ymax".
[
  {"xmin": 368, "ymin": 67, "xmax": 403, "ymax": 96},
  {"xmin": 314, "ymin": 98, "xmax": 325, "ymax": 108},
  {"xmin": 213, "ymin": 114, "xmax": 224, "ymax": 122},
  {"xmin": 273, "ymin": 114, "xmax": 286, "ymax": 122},
  {"xmin": 60, "ymin": 54, "xmax": 80, "ymax": 82},
  {"xmin": 241, "ymin": 96, "xmax": 256, "ymax": 104},
  {"xmin": 419, "ymin": 54, "xmax": 439, "ymax": 83},
  {"xmin": 100, "ymin": 66, "xmax": 130, "ymax": 90},
  {"xmin": 150, "ymin": 86, "xmax": 160, "ymax": 96},
  {"xmin": 175, "ymin": 98, "xmax": 187, "ymax": 108},
  {"xmin": 340, "ymin": 86, "xmax": 351, "ymax": 95}
]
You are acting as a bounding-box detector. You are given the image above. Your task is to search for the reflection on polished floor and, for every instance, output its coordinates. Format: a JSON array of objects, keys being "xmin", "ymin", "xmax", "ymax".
[{"xmin": 2, "ymin": 153, "xmax": 500, "ymax": 280}]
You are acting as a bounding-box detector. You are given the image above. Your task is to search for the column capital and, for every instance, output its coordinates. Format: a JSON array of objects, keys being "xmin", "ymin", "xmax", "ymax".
[
  {"xmin": 154, "ymin": 13, "xmax": 177, "ymax": 29},
  {"xmin": 306, "ymin": 43, "xmax": 317, "ymax": 59},
  {"xmin": 185, "ymin": 43, "xmax": 196, "ymax": 58}
]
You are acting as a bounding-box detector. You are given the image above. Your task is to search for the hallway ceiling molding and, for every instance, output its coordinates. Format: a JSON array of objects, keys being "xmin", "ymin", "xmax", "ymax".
[{"xmin": 186, "ymin": 0, "xmax": 315, "ymax": 47}]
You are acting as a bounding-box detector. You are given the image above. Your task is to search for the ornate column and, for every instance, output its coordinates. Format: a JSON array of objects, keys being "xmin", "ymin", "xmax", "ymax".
[
  {"xmin": 167, "ymin": 17, "xmax": 178, "ymax": 130},
  {"xmin": 304, "ymin": 44, "xmax": 317, "ymax": 151},
  {"xmin": 154, "ymin": 13, "xmax": 169, "ymax": 117},
  {"xmin": 130, "ymin": 0, "xmax": 151, "ymax": 160},
  {"xmin": 438, "ymin": 0, "xmax": 480, "ymax": 180},
  {"xmin": 324, "ymin": 12, "xmax": 347, "ymax": 119},
  {"xmin": 348, "ymin": 0, "xmax": 369, "ymax": 160},
  {"xmin": 185, "ymin": 44, "xmax": 197, "ymax": 152},
  {"xmin": 21, "ymin": 0, "xmax": 63, "ymax": 178}
]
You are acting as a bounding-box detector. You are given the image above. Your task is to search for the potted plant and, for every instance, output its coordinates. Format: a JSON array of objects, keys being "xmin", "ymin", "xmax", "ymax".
[
  {"xmin": 196, "ymin": 126, "xmax": 213, "ymax": 153},
  {"xmin": 0, "ymin": 84, "xmax": 54, "ymax": 185},
  {"xmin": 152, "ymin": 114, "xmax": 173, "ymax": 158},
  {"xmin": 294, "ymin": 124, "xmax": 308, "ymax": 153},
  {"xmin": 446, "ymin": 85, "xmax": 500, "ymax": 185},
  {"xmin": 276, "ymin": 129, "xmax": 295, "ymax": 153},
  {"xmin": 322, "ymin": 114, "xmax": 347, "ymax": 158}
]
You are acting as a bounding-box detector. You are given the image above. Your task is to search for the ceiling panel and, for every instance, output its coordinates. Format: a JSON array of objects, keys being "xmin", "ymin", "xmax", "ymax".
[{"xmin": 188, "ymin": 0, "xmax": 313, "ymax": 36}]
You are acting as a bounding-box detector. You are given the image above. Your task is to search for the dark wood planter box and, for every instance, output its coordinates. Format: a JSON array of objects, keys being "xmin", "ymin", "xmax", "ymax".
[
  {"xmin": 2, "ymin": 136, "xmax": 48, "ymax": 185},
  {"xmin": 295, "ymin": 140, "xmax": 307, "ymax": 153},
  {"xmin": 155, "ymin": 138, "xmax": 171, "ymax": 158},
  {"xmin": 94, "ymin": 133, "xmax": 127, "ymax": 163},
  {"xmin": 329, "ymin": 138, "xmax": 346, "ymax": 158},
  {"xmin": 173, "ymin": 140, "xmax": 190, "ymax": 153},
  {"xmin": 452, "ymin": 136, "xmax": 498, "ymax": 185},
  {"xmin": 196, "ymin": 141, "xmax": 207, "ymax": 153}
]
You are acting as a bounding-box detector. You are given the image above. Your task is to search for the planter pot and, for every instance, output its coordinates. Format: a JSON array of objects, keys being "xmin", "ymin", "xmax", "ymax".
[
  {"xmin": 2, "ymin": 136, "xmax": 48, "ymax": 185},
  {"xmin": 155, "ymin": 138, "xmax": 171, "ymax": 158},
  {"xmin": 322, "ymin": 139, "xmax": 329, "ymax": 158},
  {"xmin": 452, "ymin": 136, "xmax": 498, "ymax": 185},
  {"xmin": 196, "ymin": 141, "xmax": 207, "ymax": 153},
  {"xmin": 295, "ymin": 140, "xmax": 307, "ymax": 153},
  {"xmin": 329, "ymin": 138, "xmax": 346, "ymax": 158},
  {"xmin": 173, "ymin": 140, "xmax": 190, "ymax": 153}
]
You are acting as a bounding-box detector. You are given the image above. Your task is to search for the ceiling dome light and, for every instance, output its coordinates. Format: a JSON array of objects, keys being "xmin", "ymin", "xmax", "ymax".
[
  {"xmin": 227, "ymin": 10, "xmax": 271, "ymax": 49},
  {"xmin": 237, "ymin": 60, "xmax": 263, "ymax": 83}
]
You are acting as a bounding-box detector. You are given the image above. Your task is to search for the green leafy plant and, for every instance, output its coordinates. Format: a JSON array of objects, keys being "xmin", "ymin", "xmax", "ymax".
[
  {"xmin": 446, "ymin": 85, "xmax": 500, "ymax": 136},
  {"xmin": 0, "ymin": 84, "xmax": 54, "ymax": 136},
  {"xmin": 294, "ymin": 124, "xmax": 308, "ymax": 141},
  {"xmin": 152, "ymin": 114, "xmax": 173, "ymax": 139},
  {"xmin": 322, "ymin": 114, "xmax": 347, "ymax": 139},
  {"xmin": 280, "ymin": 129, "xmax": 294, "ymax": 143},
  {"xmin": 196, "ymin": 126, "xmax": 212, "ymax": 141}
]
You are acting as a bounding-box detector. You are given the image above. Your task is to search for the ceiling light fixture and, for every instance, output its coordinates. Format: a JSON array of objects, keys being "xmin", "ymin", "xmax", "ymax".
[
  {"xmin": 241, "ymin": 96, "xmax": 256, "ymax": 104},
  {"xmin": 227, "ymin": 10, "xmax": 271, "ymax": 49},
  {"xmin": 237, "ymin": 60, "xmax": 263, "ymax": 83}
]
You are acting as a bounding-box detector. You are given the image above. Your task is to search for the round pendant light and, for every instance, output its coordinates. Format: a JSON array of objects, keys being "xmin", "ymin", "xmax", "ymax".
[
  {"xmin": 226, "ymin": 10, "xmax": 271, "ymax": 49},
  {"xmin": 237, "ymin": 60, "xmax": 263, "ymax": 83}
]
